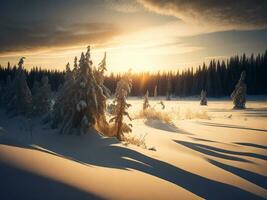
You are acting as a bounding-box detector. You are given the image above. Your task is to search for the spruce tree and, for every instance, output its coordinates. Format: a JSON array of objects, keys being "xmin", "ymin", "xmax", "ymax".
[
  {"xmin": 109, "ymin": 72, "xmax": 132, "ymax": 141},
  {"xmin": 32, "ymin": 79, "xmax": 40, "ymax": 96},
  {"xmin": 200, "ymin": 90, "xmax": 207, "ymax": 105},
  {"xmin": 93, "ymin": 52, "xmax": 110, "ymax": 130},
  {"xmin": 32, "ymin": 76, "xmax": 51, "ymax": 115},
  {"xmin": 143, "ymin": 90, "xmax": 150, "ymax": 110},
  {"xmin": 52, "ymin": 46, "xmax": 109, "ymax": 134},
  {"xmin": 8, "ymin": 57, "xmax": 32, "ymax": 115},
  {"xmin": 231, "ymin": 71, "xmax": 247, "ymax": 109},
  {"xmin": 154, "ymin": 85, "xmax": 157, "ymax": 99},
  {"xmin": 51, "ymin": 62, "xmax": 74, "ymax": 128}
]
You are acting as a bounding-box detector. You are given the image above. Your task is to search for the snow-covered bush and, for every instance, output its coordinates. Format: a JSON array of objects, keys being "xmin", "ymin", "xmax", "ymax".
[
  {"xmin": 123, "ymin": 133, "xmax": 147, "ymax": 149},
  {"xmin": 184, "ymin": 109, "xmax": 210, "ymax": 120},
  {"xmin": 136, "ymin": 107, "xmax": 172, "ymax": 124},
  {"xmin": 109, "ymin": 71, "xmax": 132, "ymax": 141},
  {"xmin": 200, "ymin": 90, "xmax": 207, "ymax": 105},
  {"xmin": 231, "ymin": 71, "xmax": 247, "ymax": 109}
]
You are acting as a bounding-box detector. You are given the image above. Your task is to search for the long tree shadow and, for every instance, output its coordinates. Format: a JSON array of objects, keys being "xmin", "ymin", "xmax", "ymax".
[
  {"xmin": 0, "ymin": 160, "xmax": 103, "ymax": 200},
  {"xmin": 189, "ymin": 137, "xmax": 218, "ymax": 143},
  {"xmin": 242, "ymin": 113, "xmax": 267, "ymax": 118},
  {"xmin": 175, "ymin": 140, "xmax": 267, "ymax": 162},
  {"xmin": 144, "ymin": 119, "xmax": 194, "ymax": 135},
  {"xmin": 206, "ymin": 158, "xmax": 267, "ymax": 190},
  {"xmin": 235, "ymin": 142, "xmax": 267, "ymax": 150},
  {"xmin": 0, "ymin": 135, "xmax": 89, "ymax": 166},
  {"xmin": 0, "ymin": 133, "xmax": 264, "ymax": 200},
  {"xmin": 196, "ymin": 121, "xmax": 267, "ymax": 133}
]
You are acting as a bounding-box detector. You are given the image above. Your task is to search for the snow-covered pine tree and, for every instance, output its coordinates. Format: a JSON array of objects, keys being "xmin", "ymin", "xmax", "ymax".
[
  {"xmin": 32, "ymin": 76, "xmax": 52, "ymax": 115},
  {"xmin": 200, "ymin": 90, "xmax": 207, "ymax": 105},
  {"xmin": 154, "ymin": 85, "xmax": 157, "ymax": 99},
  {"xmin": 109, "ymin": 71, "xmax": 132, "ymax": 141},
  {"xmin": 73, "ymin": 56, "xmax": 78, "ymax": 79},
  {"xmin": 93, "ymin": 52, "xmax": 110, "ymax": 130},
  {"xmin": 143, "ymin": 90, "xmax": 150, "ymax": 110},
  {"xmin": 231, "ymin": 71, "xmax": 247, "ymax": 109},
  {"xmin": 52, "ymin": 46, "xmax": 109, "ymax": 135},
  {"xmin": 51, "ymin": 62, "xmax": 75, "ymax": 128},
  {"xmin": 8, "ymin": 57, "xmax": 32, "ymax": 115}
]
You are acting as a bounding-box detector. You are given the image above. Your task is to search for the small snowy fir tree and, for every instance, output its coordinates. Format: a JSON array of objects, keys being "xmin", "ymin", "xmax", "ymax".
[
  {"xmin": 8, "ymin": 57, "xmax": 32, "ymax": 115},
  {"xmin": 231, "ymin": 71, "xmax": 247, "ymax": 109},
  {"xmin": 154, "ymin": 85, "xmax": 157, "ymax": 99},
  {"xmin": 143, "ymin": 90, "xmax": 150, "ymax": 110},
  {"xmin": 166, "ymin": 78, "xmax": 171, "ymax": 100},
  {"xmin": 200, "ymin": 90, "xmax": 207, "ymax": 105},
  {"xmin": 32, "ymin": 76, "xmax": 52, "ymax": 115},
  {"xmin": 109, "ymin": 72, "xmax": 132, "ymax": 141},
  {"xmin": 52, "ymin": 46, "xmax": 109, "ymax": 135}
]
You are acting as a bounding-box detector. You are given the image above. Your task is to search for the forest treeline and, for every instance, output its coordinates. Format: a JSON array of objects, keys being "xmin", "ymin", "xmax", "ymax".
[{"xmin": 0, "ymin": 50, "xmax": 266, "ymax": 97}]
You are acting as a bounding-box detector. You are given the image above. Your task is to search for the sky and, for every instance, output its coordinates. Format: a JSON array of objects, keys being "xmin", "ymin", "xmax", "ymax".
[{"xmin": 0, "ymin": 0, "xmax": 267, "ymax": 73}]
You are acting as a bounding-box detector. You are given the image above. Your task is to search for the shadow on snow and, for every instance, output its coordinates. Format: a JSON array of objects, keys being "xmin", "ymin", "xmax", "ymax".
[{"xmin": 0, "ymin": 132, "xmax": 265, "ymax": 200}]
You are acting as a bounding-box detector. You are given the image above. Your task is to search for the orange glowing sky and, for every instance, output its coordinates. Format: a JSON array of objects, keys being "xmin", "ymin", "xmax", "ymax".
[{"xmin": 0, "ymin": 0, "xmax": 267, "ymax": 72}]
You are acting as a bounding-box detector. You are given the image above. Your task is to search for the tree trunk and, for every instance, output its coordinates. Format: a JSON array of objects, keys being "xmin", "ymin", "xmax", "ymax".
[{"xmin": 116, "ymin": 115, "xmax": 122, "ymax": 141}]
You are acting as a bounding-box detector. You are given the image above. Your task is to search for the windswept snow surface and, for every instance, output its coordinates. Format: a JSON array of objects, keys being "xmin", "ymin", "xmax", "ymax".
[{"xmin": 0, "ymin": 98, "xmax": 267, "ymax": 200}]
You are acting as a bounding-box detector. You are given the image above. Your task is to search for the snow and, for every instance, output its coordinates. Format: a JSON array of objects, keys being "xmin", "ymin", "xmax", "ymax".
[
  {"xmin": 0, "ymin": 98, "xmax": 267, "ymax": 200},
  {"xmin": 77, "ymin": 100, "xmax": 87, "ymax": 111}
]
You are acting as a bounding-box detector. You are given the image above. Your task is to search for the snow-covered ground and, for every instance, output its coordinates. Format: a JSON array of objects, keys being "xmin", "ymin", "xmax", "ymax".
[{"xmin": 0, "ymin": 98, "xmax": 267, "ymax": 200}]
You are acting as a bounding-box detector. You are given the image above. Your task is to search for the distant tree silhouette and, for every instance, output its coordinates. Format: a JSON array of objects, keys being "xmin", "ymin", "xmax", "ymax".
[{"xmin": 1, "ymin": 50, "xmax": 267, "ymax": 97}]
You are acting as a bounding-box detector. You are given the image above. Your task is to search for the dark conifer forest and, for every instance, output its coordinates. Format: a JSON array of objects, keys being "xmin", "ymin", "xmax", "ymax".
[{"xmin": 1, "ymin": 50, "xmax": 266, "ymax": 97}]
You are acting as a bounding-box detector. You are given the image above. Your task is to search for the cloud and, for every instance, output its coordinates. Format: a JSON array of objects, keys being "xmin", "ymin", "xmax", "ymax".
[
  {"xmin": 0, "ymin": 20, "xmax": 121, "ymax": 55},
  {"xmin": 104, "ymin": 0, "xmax": 143, "ymax": 13},
  {"xmin": 180, "ymin": 28, "xmax": 267, "ymax": 57},
  {"xmin": 138, "ymin": 0, "xmax": 267, "ymax": 29},
  {"xmin": 0, "ymin": 0, "xmax": 127, "ymax": 55}
]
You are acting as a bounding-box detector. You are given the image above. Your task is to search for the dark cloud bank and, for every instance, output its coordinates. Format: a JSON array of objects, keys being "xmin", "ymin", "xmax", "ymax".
[
  {"xmin": 139, "ymin": 0, "xmax": 267, "ymax": 28},
  {"xmin": 1, "ymin": 0, "xmax": 267, "ymax": 54},
  {"xmin": 0, "ymin": 0, "xmax": 120, "ymax": 54},
  {"xmin": 0, "ymin": 20, "xmax": 120, "ymax": 54}
]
